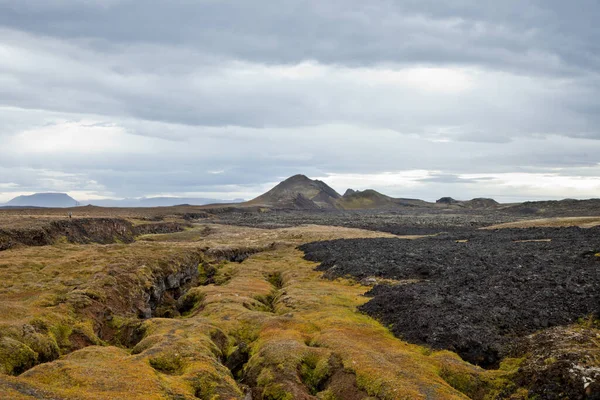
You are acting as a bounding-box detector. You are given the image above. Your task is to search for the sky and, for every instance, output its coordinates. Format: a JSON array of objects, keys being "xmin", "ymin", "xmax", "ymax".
[{"xmin": 1, "ymin": 0, "xmax": 600, "ymax": 203}]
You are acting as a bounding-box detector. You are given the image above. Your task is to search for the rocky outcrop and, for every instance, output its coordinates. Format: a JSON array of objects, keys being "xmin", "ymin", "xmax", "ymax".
[
  {"xmin": 0, "ymin": 218, "xmax": 135, "ymax": 251},
  {"xmin": 132, "ymin": 221, "xmax": 190, "ymax": 236},
  {"xmin": 140, "ymin": 261, "xmax": 200, "ymax": 318},
  {"xmin": 513, "ymin": 326, "xmax": 600, "ymax": 399},
  {"xmin": 0, "ymin": 219, "xmax": 190, "ymax": 251}
]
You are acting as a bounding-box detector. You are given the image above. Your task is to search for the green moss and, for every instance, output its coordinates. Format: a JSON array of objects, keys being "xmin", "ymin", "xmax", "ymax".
[
  {"xmin": 213, "ymin": 264, "xmax": 236, "ymax": 286},
  {"xmin": 192, "ymin": 372, "xmax": 242, "ymax": 400},
  {"xmin": 0, "ymin": 337, "xmax": 37, "ymax": 375},
  {"xmin": 498, "ymin": 357, "xmax": 525, "ymax": 372},
  {"xmin": 177, "ymin": 288, "xmax": 206, "ymax": 315},
  {"xmin": 252, "ymin": 291, "xmax": 279, "ymax": 313},
  {"xmin": 22, "ymin": 332, "xmax": 60, "ymax": 363},
  {"xmin": 131, "ymin": 335, "xmax": 162, "ymax": 355},
  {"xmin": 544, "ymin": 356, "xmax": 557, "ymax": 365},
  {"xmin": 231, "ymin": 322, "xmax": 260, "ymax": 346},
  {"xmin": 299, "ymin": 353, "xmax": 331, "ymax": 394},
  {"xmin": 107, "ymin": 317, "xmax": 146, "ymax": 349},
  {"xmin": 262, "ymin": 383, "xmax": 294, "ymax": 400},
  {"xmin": 577, "ymin": 314, "xmax": 600, "ymax": 329},
  {"xmin": 317, "ymin": 389, "xmax": 338, "ymax": 400},
  {"xmin": 198, "ymin": 262, "xmax": 218, "ymax": 285},
  {"xmin": 439, "ymin": 361, "xmax": 523, "ymax": 400},
  {"xmin": 257, "ymin": 367, "xmax": 275, "ymax": 387},
  {"xmin": 439, "ymin": 366, "xmax": 485, "ymax": 396},
  {"xmin": 149, "ymin": 353, "xmax": 186, "ymax": 375},
  {"xmin": 29, "ymin": 318, "xmax": 49, "ymax": 333},
  {"xmin": 49, "ymin": 323, "xmax": 73, "ymax": 350},
  {"xmin": 266, "ymin": 271, "xmax": 284, "ymax": 289}
]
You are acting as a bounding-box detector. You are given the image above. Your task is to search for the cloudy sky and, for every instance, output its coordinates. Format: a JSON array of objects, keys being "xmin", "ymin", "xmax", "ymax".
[{"xmin": 1, "ymin": 0, "xmax": 600, "ymax": 203}]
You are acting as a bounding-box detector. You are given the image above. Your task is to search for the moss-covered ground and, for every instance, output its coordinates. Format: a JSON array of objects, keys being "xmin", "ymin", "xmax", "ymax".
[{"xmin": 0, "ymin": 221, "xmax": 533, "ymax": 399}]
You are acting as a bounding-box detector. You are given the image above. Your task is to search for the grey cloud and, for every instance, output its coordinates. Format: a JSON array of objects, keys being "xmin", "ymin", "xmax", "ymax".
[
  {"xmin": 1, "ymin": 1, "xmax": 600, "ymax": 201},
  {"xmin": 417, "ymin": 174, "xmax": 495, "ymax": 184},
  {"xmin": 1, "ymin": 33, "xmax": 597, "ymax": 142},
  {"xmin": 1, "ymin": 0, "xmax": 598, "ymax": 77}
]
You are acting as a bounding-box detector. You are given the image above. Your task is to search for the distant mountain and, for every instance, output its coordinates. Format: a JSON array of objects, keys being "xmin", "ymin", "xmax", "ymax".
[
  {"xmin": 246, "ymin": 175, "xmax": 504, "ymax": 211},
  {"xmin": 247, "ymin": 174, "xmax": 341, "ymax": 209},
  {"xmin": 5, "ymin": 193, "xmax": 79, "ymax": 208},
  {"xmin": 84, "ymin": 197, "xmax": 244, "ymax": 208},
  {"xmin": 246, "ymin": 175, "xmax": 433, "ymax": 210}
]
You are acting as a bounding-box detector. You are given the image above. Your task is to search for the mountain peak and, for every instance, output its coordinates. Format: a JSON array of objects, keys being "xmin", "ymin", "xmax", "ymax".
[
  {"xmin": 248, "ymin": 175, "xmax": 341, "ymax": 209},
  {"xmin": 283, "ymin": 174, "xmax": 311, "ymax": 183}
]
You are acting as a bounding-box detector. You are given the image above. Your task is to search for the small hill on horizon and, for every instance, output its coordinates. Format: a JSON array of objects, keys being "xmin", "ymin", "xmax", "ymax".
[
  {"xmin": 337, "ymin": 189, "xmax": 394, "ymax": 209},
  {"xmin": 337, "ymin": 189, "xmax": 431, "ymax": 209},
  {"xmin": 4, "ymin": 193, "xmax": 79, "ymax": 208},
  {"xmin": 435, "ymin": 197, "xmax": 500, "ymax": 209},
  {"xmin": 247, "ymin": 174, "xmax": 341, "ymax": 209}
]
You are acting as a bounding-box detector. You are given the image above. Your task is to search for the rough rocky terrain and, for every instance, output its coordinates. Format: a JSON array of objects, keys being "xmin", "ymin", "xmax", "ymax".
[
  {"xmin": 1, "ymin": 216, "xmax": 499, "ymax": 400},
  {"xmin": 1, "ymin": 176, "xmax": 600, "ymax": 399},
  {"xmin": 300, "ymin": 227, "xmax": 600, "ymax": 398}
]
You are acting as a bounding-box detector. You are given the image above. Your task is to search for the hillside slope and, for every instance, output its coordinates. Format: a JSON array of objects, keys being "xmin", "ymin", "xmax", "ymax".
[
  {"xmin": 247, "ymin": 174, "xmax": 341, "ymax": 209},
  {"xmin": 336, "ymin": 189, "xmax": 431, "ymax": 210}
]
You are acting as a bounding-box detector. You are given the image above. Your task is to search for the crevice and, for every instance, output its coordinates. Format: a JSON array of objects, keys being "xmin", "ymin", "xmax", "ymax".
[
  {"xmin": 243, "ymin": 291, "xmax": 280, "ymax": 314},
  {"xmin": 206, "ymin": 243, "xmax": 278, "ymax": 264},
  {"xmin": 140, "ymin": 262, "xmax": 201, "ymax": 319},
  {"xmin": 225, "ymin": 342, "xmax": 250, "ymax": 381},
  {"xmin": 312, "ymin": 354, "xmax": 374, "ymax": 400},
  {"xmin": 265, "ymin": 271, "xmax": 284, "ymax": 289}
]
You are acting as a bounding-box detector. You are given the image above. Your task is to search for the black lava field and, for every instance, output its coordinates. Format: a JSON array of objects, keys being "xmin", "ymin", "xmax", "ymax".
[{"xmin": 299, "ymin": 227, "xmax": 600, "ymax": 367}]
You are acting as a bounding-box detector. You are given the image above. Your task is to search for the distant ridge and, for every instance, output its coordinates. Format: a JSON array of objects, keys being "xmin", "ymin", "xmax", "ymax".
[
  {"xmin": 246, "ymin": 175, "xmax": 504, "ymax": 211},
  {"xmin": 84, "ymin": 197, "xmax": 245, "ymax": 208},
  {"xmin": 5, "ymin": 193, "xmax": 79, "ymax": 208}
]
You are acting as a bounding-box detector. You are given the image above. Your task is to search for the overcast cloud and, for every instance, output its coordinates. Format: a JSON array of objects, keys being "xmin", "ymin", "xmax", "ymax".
[{"xmin": 1, "ymin": 0, "xmax": 599, "ymax": 203}]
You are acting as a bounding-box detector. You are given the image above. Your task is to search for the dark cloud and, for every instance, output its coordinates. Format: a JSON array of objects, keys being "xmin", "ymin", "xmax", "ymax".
[{"xmin": 1, "ymin": 1, "xmax": 598, "ymax": 76}]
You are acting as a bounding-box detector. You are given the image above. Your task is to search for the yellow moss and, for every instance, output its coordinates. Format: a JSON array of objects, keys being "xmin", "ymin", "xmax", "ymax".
[
  {"xmin": 21, "ymin": 332, "xmax": 60, "ymax": 363},
  {"xmin": 48, "ymin": 323, "xmax": 72, "ymax": 350},
  {"xmin": 0, "ymin": 221, "xmax": 531, "ymax": 398},
  {"xmin": 149, "ymin": 353, "xmax": 186, "ymax": 375},
  {"xmin": 257, "ymin": 367, "xmax": 275, "ymax": 387},
  {"xmin": 262, "ymin": 383, "xmax": 294, "ymax": 400},
  {"xmin": 317, "ymin": 389, "xmax": 338, "ymax": 400},
  {"xmin": 0, "ymin": 337, "xmax": 37, "ymax": 375},
  {"xmin": 299, "ymin": 352, "xmax": 331, "ymax": 394}
]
